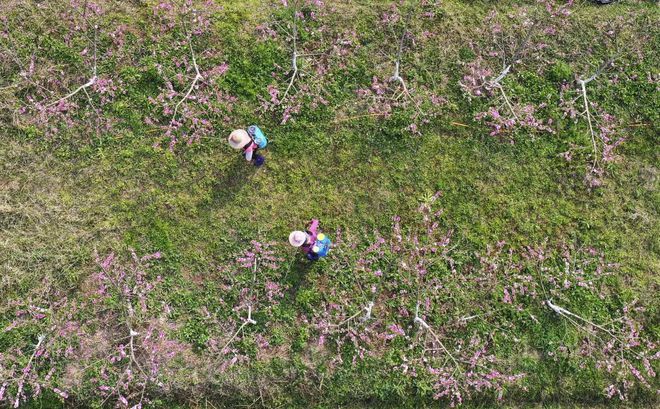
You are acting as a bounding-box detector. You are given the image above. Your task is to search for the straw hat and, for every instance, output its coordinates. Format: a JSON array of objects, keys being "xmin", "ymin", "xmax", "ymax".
[
  {"xmin": 228, "ymin": 129, "xmax": 250, "ymax": 149},
  {"xmin": 289, "ymin": 231, "xmax": 308, "ymax": 247}
]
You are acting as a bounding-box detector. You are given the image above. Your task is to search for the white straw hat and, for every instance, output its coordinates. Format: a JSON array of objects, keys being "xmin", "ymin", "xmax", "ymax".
[
  {"xmin": 288, "ymin": 231, "xmax": 307, "ymax": 247},
  {"xmin": 228, "ymin": 129, "xmax": 250, "ymax": 149}
]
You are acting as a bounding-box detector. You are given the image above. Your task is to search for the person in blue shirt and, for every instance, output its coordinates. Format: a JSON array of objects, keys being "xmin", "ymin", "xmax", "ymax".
[{"xmin": 307, "ymin": 232, "xmax": 331, "ymax": 261}]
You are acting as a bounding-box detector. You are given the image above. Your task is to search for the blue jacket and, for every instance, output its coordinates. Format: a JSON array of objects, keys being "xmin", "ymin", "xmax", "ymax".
[{"xmin": 307, "ymin": 236, "xmax": 331, "ymax": 260}]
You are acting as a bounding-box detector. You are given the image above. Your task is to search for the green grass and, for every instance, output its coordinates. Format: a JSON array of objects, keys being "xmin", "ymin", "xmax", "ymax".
[{"xmin": 1, "ymin": 0, "xmax": 658, "ymax": 408}]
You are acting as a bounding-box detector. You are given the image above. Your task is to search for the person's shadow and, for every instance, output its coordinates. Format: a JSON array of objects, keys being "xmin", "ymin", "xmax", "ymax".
[
  {"xmin": 283, "ymin": 255, "xmax": 315, "ymax": 300},
  {"xmin": 208, "ymin": 156, "xmax": 258, "ymax": 209}
]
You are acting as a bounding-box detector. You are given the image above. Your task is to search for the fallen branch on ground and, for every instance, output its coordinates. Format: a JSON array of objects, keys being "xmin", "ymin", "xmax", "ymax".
[
  {"xmin": 171, "ymin": 23, "xmax": 203, "ymax": 123},
  {"xmin": 414, "ymin": 302, "xmax": 459, "ymax": 368},
  {"xmin": 576, "ymin": 56, "xmax": 616, "ymax": 169},
  {"xmin": 389, "ymin": 18, "xmax": 411, "ymax": 99},
  {"xmin": 221, "ymin": 305, "xmax": 257, "ymax": 353},
  {"xmin": 545, "ymin": 299, "xmax": 636, "ymax": 352},
  {"xmin": 126, "ymin": 324, "xmax": 147, "ymax": 377},
  {"xmin": 12, "ymin": 335, "xmax": 46, "ymax": 408},
  {"xmin": 45, "ymin": 26, "xmax": 98, "ymax": 107},
  {"xmin": 387, "ymin": 11, "xmax": 423, "ymax": 116},
  {"xmin": 486, "ymin": 62, "xmax": 518, "ymax": 120},
  {"xmin": 280, "ymin": 6, "xmax": 299, "ymax": 104},
  {"xmin": 330, "ymin": 301, "xmax": 375, "ymax": 327}
]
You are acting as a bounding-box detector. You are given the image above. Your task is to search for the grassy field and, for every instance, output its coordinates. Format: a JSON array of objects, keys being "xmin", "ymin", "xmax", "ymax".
[{"xmin": 0, "ymin": 0, "xmax": 658, "ymax": 407}]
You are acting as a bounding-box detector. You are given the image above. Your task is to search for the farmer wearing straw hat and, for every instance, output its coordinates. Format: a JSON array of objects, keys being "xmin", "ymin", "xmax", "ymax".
[
  {"xmin": 289, "ymin": 219, "xmax": 332, "ymax": 261},
  {"xmin": 227, "ymin": 125, "xmax": 268, "ymax": 167}
]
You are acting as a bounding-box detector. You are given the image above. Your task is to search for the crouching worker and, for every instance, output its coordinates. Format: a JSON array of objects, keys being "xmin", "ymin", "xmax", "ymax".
[
  {"xmin": 228, "ymin": 125, "xmax": 268, "ymax": 167},
  {"xmin": 288, "ymin": 219, "xmax": 332, "ymax": 261}
]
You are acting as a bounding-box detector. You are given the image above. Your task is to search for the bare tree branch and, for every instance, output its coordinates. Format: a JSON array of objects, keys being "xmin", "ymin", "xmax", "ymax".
[
  {"xmin": 44, "ymin": 25, "xmax": 98, "ymax": 107},
  {"xmin": 413, "ymin": 302, "xmax": 459, "ymax": 368},
  {"xmin": 330, "ymin": 301, "xmax": 375, "ymax": 328},
  {"xmin": 577, "ymin": 78, "xmax": 598, "ymax": 169},
  {"xmin": 546, "ymin": 299, "xmax": 616, "ymax": 339},
  {"xmin": 545, "ymin": 299, "xmax": 645, "ymax": 360},
  {"xmin": 497, "ymin": 83, "xmax": 518, "ymax": 120},
  {"xmin": 576, "ymin": 55, "xmax": 617, "ymax": 169},
  {"xmin": 13, "ymin": 335, "xmax": 46, "ymax": 407},
  {"xmin": 491, "ymin": 64, "xmax": 511, "ymax": 85},
  {"xmin": 171, "ymin": 22, "xmax": 203, "ymax": 123},
  {"xmin": 221, "ymin": 305, "xmax": 257, "ymax": 353},
  {"xmin": 280, "ymin": 5, "xmax": 299, "ymax": 104},
  {"xmin": 127, "ymin": 327, "xmax": 148, "ymax": 377},
  {"xmin": 389, "ymin": 11, "xmax": 415, "ymax": 102}
]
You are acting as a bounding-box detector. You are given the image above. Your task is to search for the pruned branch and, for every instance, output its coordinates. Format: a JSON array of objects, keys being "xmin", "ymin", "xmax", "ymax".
[
  {"xmin": 389, "ymin": 17, "xmax": 406, "ymax": 84},
  {"xmin": 330, "ymin": 301, "xmax": 375, "ymax": 328},
  {"xmin": 413, "ymin": 302, "xmax": 459, "ymax": 368},
  {"xmin": 127, "ymin": 326, "xmax": 147, "ymax": 378},
  {"xmin": 546, "ymin": 299, "xmax": 616, "ymax": 339},
  {"xmin": 545, "ymin": 299, "xmax": 647, "ymax": 361},
  {"xmin": 481, "ymin": 14, "xmax": 543, "ymax": 121},
  {"xmin": 487, "ymin": 64, "xmax": 518, "ymax": 120},
  {"xmin": 459, "ymin": 307, "xmax": 506, "ymax": 322},
  {"xmin": 581, "ymin": 55, "xmax": 617, "ymax": 85},
  {"xmin": 362, "ymin": 301, "xmax": 374, "ymax": 322},
  {"xmin": 44, "ymin": 25, "xmax": 98, "ymax": 107},
  {"xmin": 221, "ymin": 305, "xmax": 257, "ymax": 353},
  {"xmin": 279, "ymin": 6, "xmax": 299, "ymax": 104},
  {"xmin": 388, "ymin": 12, "xmax": 415, "ymax": 103},
  {"xmin": 577, "ymin": 55, "xmax": 618, "ymax": 169},
  {"xmin": 171, "ymin": 23, "xmax": 203, "ymax": 123},
  {"xmin": 577, "ymin": 78, "xmax": 598, "ymax": 169},
  {"xmin": 13, "ymin": 335, "xmax": 46, "ymax": 407},
  {"xmin": 491, "ymin": 64, "xmax": 511, "ymax": 85}
]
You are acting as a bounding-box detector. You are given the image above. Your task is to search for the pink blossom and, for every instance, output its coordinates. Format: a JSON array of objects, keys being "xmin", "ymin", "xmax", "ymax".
[
  {"xmin": 268, "ymin": 84, "xmax": 279, "ymax": 104},
  {"xmin": 388, "ymin": 324, "xmax": 405, "ymax": 337},
  {"xmin": 503, "ymin": 287, "xmax": 513, "ymax": 304}
]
